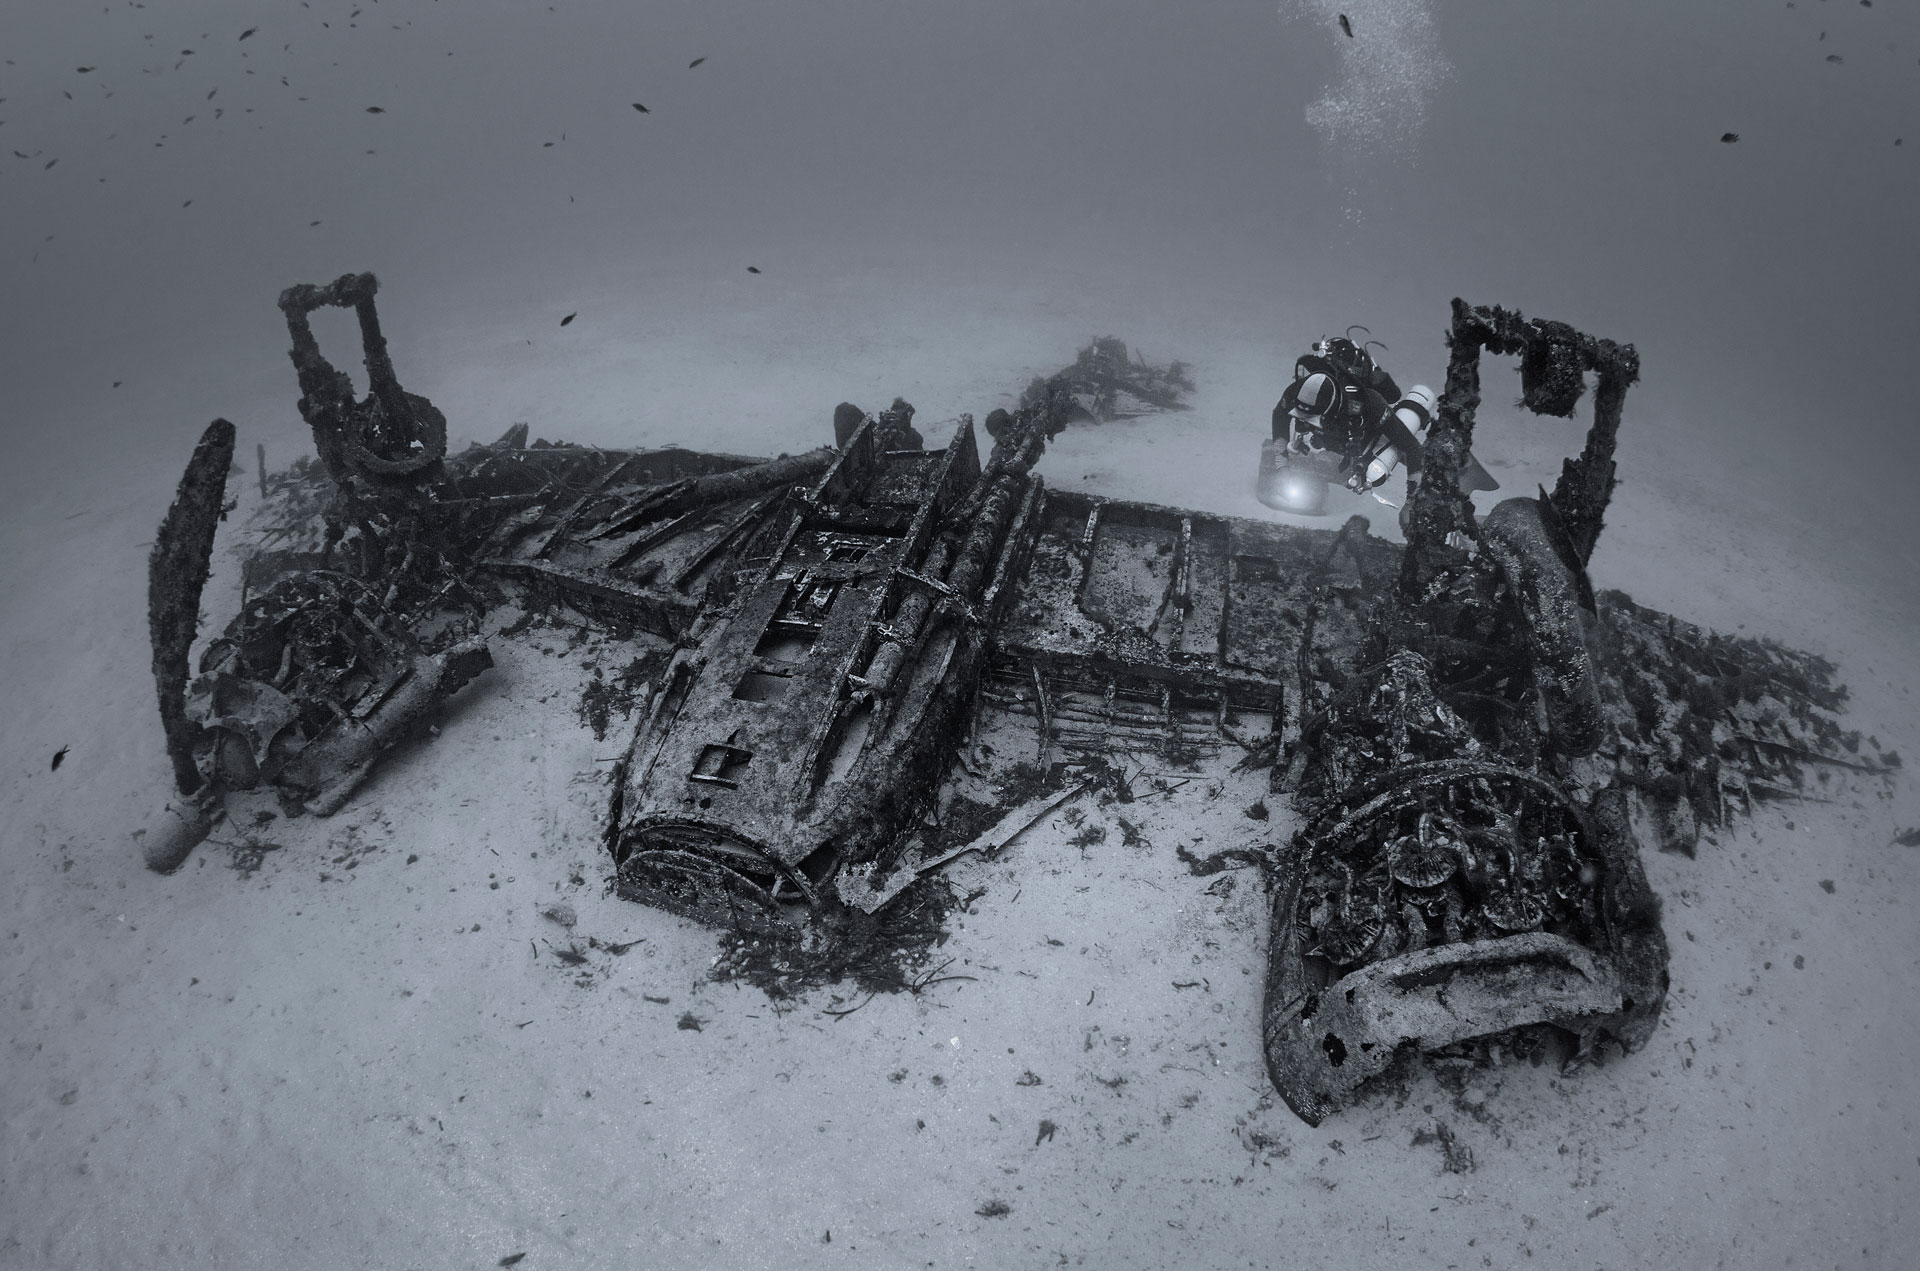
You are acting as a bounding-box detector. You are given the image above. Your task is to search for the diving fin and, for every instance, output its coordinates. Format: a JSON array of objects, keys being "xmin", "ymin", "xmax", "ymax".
[{"xmin": 1457, "ymin": 451, "xmax": 1500, "ymax": 494}]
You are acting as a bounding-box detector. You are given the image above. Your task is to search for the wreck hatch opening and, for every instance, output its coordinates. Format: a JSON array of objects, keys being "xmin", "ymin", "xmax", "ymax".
[
  {"xmin": 734, "ymin": 669, "xmax": 793, "ymax": 702},
  {"xmin": 1234, "ymin": 554, "xmax": 1280, "ymax": 584},
  {"xmin": 796, "ymin": 843, "xmax": 838, "ymax": 886},
  {"xmin": 773, "ymin": 577, "xmax": 841, "ymax": 629},
  {"xmin": 755, "ymin": 629, "xmax": 816, "ymax": 664},
  {"xmin": 691, "ymin": 743, "xmax": 753, "ymax": 787}
]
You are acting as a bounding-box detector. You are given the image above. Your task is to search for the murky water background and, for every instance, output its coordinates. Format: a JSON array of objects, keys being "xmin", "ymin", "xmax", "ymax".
[{"xmin": 5, "ymin": 0, "xmax": 1917, "ymax": 534}]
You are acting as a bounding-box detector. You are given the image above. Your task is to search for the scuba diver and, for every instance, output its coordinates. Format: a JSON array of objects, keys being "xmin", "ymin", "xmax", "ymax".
[
  {"xmin": 1260, "ymin": 329, "xmax": 1495, "ymax": 516},
  {"xmin": 834, "ymin": 397, "xmax": 925, "ymax": 450}
]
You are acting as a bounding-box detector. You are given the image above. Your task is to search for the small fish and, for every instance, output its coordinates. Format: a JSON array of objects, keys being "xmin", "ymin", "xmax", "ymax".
[
  {"xmin": 239, "ymin": 27, "xmax": 257, "ymax": 41},
  {"xmin": 1826, "ymin": 54, "xmax": 1843, "ymax": 63},
  {"xmin": 560, "ymin": 312, "xmax": 576, "ymax": 326},
  {"xmin": 76, "ymin": 67, "xmax": 95, "ymax": 74},
  {"xmin": 43, "ymin": 157, "xmax": 55, "ymax": 169},
  {"xmin": 632, "ymin": 102, "xmax": 649, "ymax": 112},
  {"xmin": 207, "ymin": 88, "xmax": 216, "ymax": 100},
  {"xmin": 309, "ymin": 219, "xmax": 321, "ymax": 226},
  {"xmin": 1338, "ymin": 13, "xmax": 1353, "ymax": 37},
  {"xmin": 112, "ymin": 380, "xmax": 122, "ymax": 387},
  {"xmin": 182, "ymin": 198, "xmax": 193, "ymax": 207},
  {"xmin": 51, "ymin": 746, "xmax": 68, "ymax": 771},
  {"xmin": 688, "ymin": 56, "xmax": 707, "ymax": 68},
  {"xmin": 365, "ymin": 105, "xmax": 385, "ymax": 114},
  {"xmin": 499, "ymin": 1256, "xmax": 526, "ymax": 1269},
  {"xmin": 746, "ymin": 265, "xmax": 760, "ymax": 274},
  {"xmin": 1721, "ymin": 132, "xmax": 1739, "ymax": 143}
]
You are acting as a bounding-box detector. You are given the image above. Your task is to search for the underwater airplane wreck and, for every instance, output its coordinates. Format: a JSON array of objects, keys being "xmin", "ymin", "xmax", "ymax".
[{"xmin": 139, "ymin": 274, "xmax": 1896, "ymax": 1124}]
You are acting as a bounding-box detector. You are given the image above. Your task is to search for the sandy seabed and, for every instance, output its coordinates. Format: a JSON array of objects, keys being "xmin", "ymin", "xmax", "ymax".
[{"xmin": 4, "ymin": 275, "xmax": 1918, "ymax": 1270}]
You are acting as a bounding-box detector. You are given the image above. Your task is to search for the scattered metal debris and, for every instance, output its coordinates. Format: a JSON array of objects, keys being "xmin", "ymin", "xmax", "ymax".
[
  {"xmin": 546, "ymin": 942, "xmax": 589, "ymax": 967},
  {"xmin": 843, "ymin": 778, "xmax": 1095, "ymax": 912},
  {"xmin": 1585, "ymin": 590, "xmax": 1898, "ymax": 853},
  {"xmin": 138, "ymin": 279, "xmax": 1895, "ymax": 1131},
  {"xmin": 1007, "ymin": 336, "xmax": 1195, "ymax": 429},
  {"xmin": 577, "ymin": 652, "xmax": 667, "ymax": 741},
  {"xmin": 1411, "ymin": 1120, "xmax": 1475, "ymax": 1174}
]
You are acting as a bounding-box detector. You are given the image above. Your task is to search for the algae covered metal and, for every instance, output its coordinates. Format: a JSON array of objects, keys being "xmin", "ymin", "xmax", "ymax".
[
  {"xmin": 1261, "ymin": 303, "xmax": 1668, "ymax": 1122},
  {"xmin": 140, "ymin": 276, "xmax": 1896, "ymax": 1125}
]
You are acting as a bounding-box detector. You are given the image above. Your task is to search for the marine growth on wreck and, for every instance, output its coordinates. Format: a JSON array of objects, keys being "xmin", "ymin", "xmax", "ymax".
[{"xmin": 139, "ymin": 275, "xmax": 1898, "ymax": 1126}]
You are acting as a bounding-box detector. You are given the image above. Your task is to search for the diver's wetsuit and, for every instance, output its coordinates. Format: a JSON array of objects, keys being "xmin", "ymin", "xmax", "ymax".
[{"xmin": 1272, "ymin": 354, "xmax": 1422, "ymax": 478}]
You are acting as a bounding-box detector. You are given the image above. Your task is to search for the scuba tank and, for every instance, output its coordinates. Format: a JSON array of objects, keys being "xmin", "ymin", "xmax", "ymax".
[{"xmin": 1259, "ymin": 382, "xmax": 1500, "ymax": 517}]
